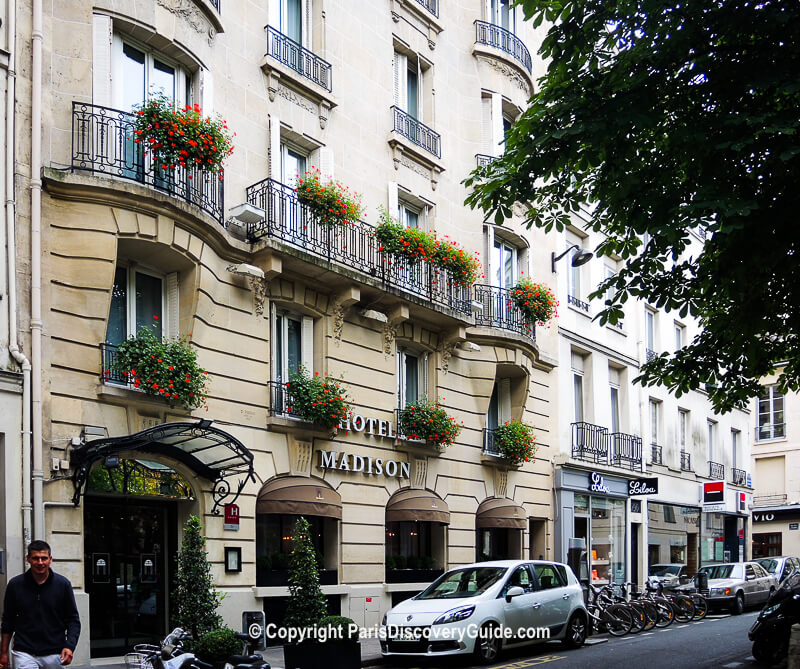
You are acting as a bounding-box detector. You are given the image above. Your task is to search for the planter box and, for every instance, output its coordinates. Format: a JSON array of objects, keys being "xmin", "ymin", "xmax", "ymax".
[{"xmin": 283, "ymin": 641, "xmax": 360, "ymax": 669}]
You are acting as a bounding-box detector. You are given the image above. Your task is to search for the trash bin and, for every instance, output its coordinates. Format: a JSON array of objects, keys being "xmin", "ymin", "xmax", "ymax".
[{"xmin": 694, "ymin": 571, "xmax": 709, "ymax": 595}]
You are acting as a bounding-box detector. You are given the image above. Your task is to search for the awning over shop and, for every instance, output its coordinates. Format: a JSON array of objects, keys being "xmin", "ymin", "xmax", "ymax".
[
  {"xmin": 476, "ymin": 497, "xmax": 527, "ymax": 529},
  {"xmin": 386, "ymin": 488, "xmax": 450, "ymax": 524},
  {"xmin": 71, "ymin": 420, "xmax": 255, "ymax": 513},
  {"xmin": 256, "ymin": 476, "xmax": 342, "ymax": 519}
]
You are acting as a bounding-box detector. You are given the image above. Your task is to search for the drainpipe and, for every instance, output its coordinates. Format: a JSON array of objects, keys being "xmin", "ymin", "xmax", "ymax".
[
  {"xmin": 30, "ymin": 0, "xmax": 44, "ymax": 539},
  {"xmin": 5, "ymin": 0, "xmax": 33, "ymax": 552}
]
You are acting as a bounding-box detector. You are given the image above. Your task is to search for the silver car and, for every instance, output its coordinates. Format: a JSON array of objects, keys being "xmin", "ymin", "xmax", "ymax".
[{"xmin": 698, "ymin": 562, "xmax": 778, "ymax": 614}]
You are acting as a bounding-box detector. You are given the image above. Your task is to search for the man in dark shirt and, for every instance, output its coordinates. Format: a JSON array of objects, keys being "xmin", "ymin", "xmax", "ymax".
[{"xmin": 0, "ymin": 540, "xmax": 81, "ymax": 669}]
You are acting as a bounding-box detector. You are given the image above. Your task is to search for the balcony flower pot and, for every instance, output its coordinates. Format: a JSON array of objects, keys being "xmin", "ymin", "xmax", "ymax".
[
  {"xmin": 509, "ymin": 278, "xmax": 557, "ymax": 327},
  {"xmin": 285, "ymin": 366, "xmax": 351, "ymax": 432},
  {"xmin": 397, "ymin": 398, "xmax": 462, "ymax": 448},
  {"xmin": 493, "ymin": 420, "xmax": 538, "ymax": 466},
  {"xmin": 296, "ymin": 168, "xmax": 364, "ymax": 226}
]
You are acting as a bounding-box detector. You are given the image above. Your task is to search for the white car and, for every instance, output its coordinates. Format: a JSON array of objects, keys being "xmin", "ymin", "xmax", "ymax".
[{"xmin": 380, "ymin": 560, "xmax": 588, "ymax": 664}]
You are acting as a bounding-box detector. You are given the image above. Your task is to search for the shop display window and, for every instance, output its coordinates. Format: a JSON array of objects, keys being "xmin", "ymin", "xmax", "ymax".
[
  {"xmin": 590, "ymin": 497, "xmax": 626, "ymax": 584},
  {"xmin": 386, "ymin": 521, "xmax": 444, "ymax": 583},
  {"xmin": 647, "ymin": 503, "xmax": 700, "ymax": 578}
]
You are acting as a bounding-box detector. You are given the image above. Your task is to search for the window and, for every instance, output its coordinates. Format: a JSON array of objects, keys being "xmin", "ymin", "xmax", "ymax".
[
  {"xmin": 281, "ymin": 0, "xmax": 303, "ymax": 44},
  {"xmin": 645, "ymin": 308, "xmax": 656, "ymax": 353},
  {"xmin": 106, "ymin": 266, "xmax": 177, "ymax": 346},
  {"xmin": 732, "ymin": 430, "xmax": 739, "ymax": 468},
  {"xmin": 492, "ymin": 238, "xmax": 518, "ymax": 289},
  {"xmin": 504, "ymin": 565, "xmax": 534, "ymax": 594},
  {"xmin": 758, "ymin": 386, "xmax": 785, "ymax": 440},
  {"xmin": 489, "ymin": 0, "xmax": 516, "ymax": 32},
  {"xmin": 385, "ymin": 521, "xmax": 435, "ymax": 570},
  {"xmin": 663, "ymin": 505, "xmax": 676, "ymax": 523},
  {"xmin": 679, "ymin": 409, "xmax": 689, "ymax": 448},
  {"xmin": 393, "ymin": 51, "xmax": 427, "ymax": 121},
  {"xmin": 113, "ymin": 38, "xmax": 190, "ymax": 112},
  {"xmin": 487, "ymin": 379, "xmax": 511, "ymax": 431},
  {"xmin": 649, "ymin": 399, "xmax": 660, "ymax": 445},
  {"xmin": 481, "ymin": 93, "xmax": 516, "ymax": 158},
  {"xmin": 708, "ymin": 420, "xmax": 717, "ymax": 462},
  {"xmin": 533, "ymin": 563, "xmax": 564, "ymax": 590},
  {"xmin": 272, "ymin": 309, "xmax": 313, "ymax": 384},
  {"xmin": 398, "ymin": 349, "xmax": 427, "ymax": 407},
  {"xmin": 674, "ymin": 322, "xmax": 685, "ymax": 351},
  {"xmin": 572, "ymin": 353, "xmax": 585, "ymax": 423},
  {"xmin": 753, "ymin": 533, "xmax": 782, "ymax": 558},
  {"xmin": 609, "ymin": 367, "xmax": 621, "ymax": 433},
  {"xmin": 280, "ymin": 142, "xmax": 307, "ymax": 188},
  {"xmin": 399, "ymin": 201, "xmax": 421, "ymax": 229}
]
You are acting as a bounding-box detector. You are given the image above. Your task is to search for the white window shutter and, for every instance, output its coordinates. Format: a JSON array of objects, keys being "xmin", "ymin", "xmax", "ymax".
[
  {"xmin": 301, "ymin": 316, "xmax": 314, "ymax": 374},
  {"xmin": 388, "ymin": 182, "xmax": 399, "ymax": 220},
  {"xmin": 491, "ymin": 93, "xmax": 503, "ymax": 156},
  {"xmin": 93, "ymin": 14, "xmax": 113, "ymax": 107},
  {"xmin": 499, "ymin": 378, "xmax": 512, "ymax": 423},
  {"xmin": 422, "ymin": 352, "xmax": 429, "ymax": 398},
  {"xmin": 166, "ymin": 272, "xmax": 179, "ymax": 339},
  {"xmin": 199, "ymin": 68, "xmax": 214, "ymax": 117},
  {"xmin": 110, "ymin": 33, "xmax": 124, "ymax": 109},
  {"xmin": 481, "ymin": 96, "xmax": 493, "ymax": 156},
  {"xmin": 268, "ymin": 0, "xmax": 281, "ymax": 29},
  {"xmin": 397, "ymin": 351, "xmax": 405, "ymax": 407},
  {"xmin": 393, "ymin": 52, "xmax": 407, "ymax": 110},
  {"xmin": 318, "ymin": 147, "xmax": 334, "ymax": 180},
  {"xmin": 485, "ymin": 0, "xmax": 493, "ymax": 22},
  {"xmin": 301, "ymin": 0, "xmax": 313, "ymax": 50},
  {"xmin": 269, "ymin": 116, "xmax": 281, "ymax": 180}
]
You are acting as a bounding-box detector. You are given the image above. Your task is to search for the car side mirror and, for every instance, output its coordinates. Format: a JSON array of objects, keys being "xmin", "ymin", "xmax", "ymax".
[{"xmin": 505, "ymin": 586, "xmax": 525, "ymax": 603}]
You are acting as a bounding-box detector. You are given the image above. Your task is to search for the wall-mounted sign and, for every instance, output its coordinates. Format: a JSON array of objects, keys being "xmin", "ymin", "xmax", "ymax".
[
  {"xmin": 790, "ymin": 523, "xmax": 799, "ymax": 530},
  {"xmin": 703, "ymin": 481, "xmax": 725, "ymax": 504},
  {"xmin": 318, "ymin": 450, "xmax": 410, "ymax": 479},
  {"xmin": 753, "ymin": 512, "xmax": 776, "ymax": 522},
  {"xmin": 628, "ymin": 477, "xmax": 659, "ymax": 496},
  {"xmin": 338, "ymin": 414, "xmax": 396, "ymax": 440},
  {"xmin": 92, "ymin": 553, "xmax": 110, "ymax": 583},
  {"xmin": 224, "ymin": 503, "xmax": 240, "ymax": 531},
  {"xmin": 590, "ymin": 472, "xmax": 610, "ymax": 494},
  {"xmin": 738, "ymin": 492, "xmax": 747, "ymax": 513},
  {"xmin": 141, "ymin": 554, "xmax": 157, "ymax": 583}
]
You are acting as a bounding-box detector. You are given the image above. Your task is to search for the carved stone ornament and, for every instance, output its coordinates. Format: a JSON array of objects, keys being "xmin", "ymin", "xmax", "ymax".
[
  {"xmin": 332, "ymin": 302, "xmax": 344, "ymax": 344},
  {"xmin": 477, "ymin": 55, "xmax": 532, "ymax": 97},
  {"xmin": 250, "ymin": 277, "xmax": 268, "ymax": 317},
  {"xmin": 156, "ymin": 0, "xmax": 214, "ymax": 40},
  {"xmin": 383, "ymin": 323, "xmax": 397, "ymax": 357},
  {"xmin": 439, "ymin": 341, "xmax": 456, "ymax": 374}
]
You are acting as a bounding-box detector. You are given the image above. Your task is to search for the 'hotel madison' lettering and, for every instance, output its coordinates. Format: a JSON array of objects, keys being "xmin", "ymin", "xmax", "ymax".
[
  {"xmin": 337, "ymin": 414, "xmax": 396, "ymax": 438},
  {"xmin": 318, "ymin": 450, "xmax": 410, "ymax": 479}
]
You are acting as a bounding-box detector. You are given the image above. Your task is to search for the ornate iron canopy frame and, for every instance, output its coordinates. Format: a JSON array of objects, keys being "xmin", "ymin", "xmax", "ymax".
[{"xmin": 71, "ymin": 419, "xmax": 255, "ymax": 514}]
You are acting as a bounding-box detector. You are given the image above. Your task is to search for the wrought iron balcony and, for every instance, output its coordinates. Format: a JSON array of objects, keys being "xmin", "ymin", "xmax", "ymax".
[
  {"xmin": 753, "ymin": 493, "xmax": 787, "ymax": 507},
  {"xmin": 266, "ymin": 26, "xmax": 332, "ymax": 91},
  {"xmin": 71, "ymin": 102, "xmax": 224, "ymax": 223},
  {"xmin": 474, "ymin": 20, "xmax": 532, "ymax": 73},
  {"xmin": 571, "ymin": 422, "xmax": 609, "ymax": 464},
  {"xmin": 268, "ymin": 380, "xmax": 293, "ymax": 420},
  {"xmin": 412, "ymin": 0, "xmax": 438, "ymax": 17},
  {"xmin": 209, "ymin": 0, "xmax": 220, "ymax": 11},
  {"xmin": 472, "ymin": 284, "xmax": 535, "ymax": 343},
  {"xmin": 645, "ymin": 348, "xmax": 657, "ymax": 363},
  {"xmin": 391, "ymin": 106, "xmax": 441, "ymax": 158},
  {"xmin": 100, "ymin": 343, "xmax": 131, "ymax": 387},
  {"xmin": 610, "ymin": 432, "xmax": 643, "ymax": 471},
  {"xmin": 246, "ymin": 178, "xmax": 471, "ymax": 315},
  {"xmin": 476, "ymin": 154, "xmax": 496, "ymax": 167},
  {"xmin": 680, "ymin": 450, "xmax": 692, "ymax": 471},
  {"xmin": 731, "ymin": 468, "xmax": 748, "ymax": 486},
  {"xmin": 709, "ymin": 460, "xmax": 724, "ymax": 479},
  {"xmin": 755, "ymin": 423, "xmax": 786, "ymax": 441},
  {"xmin": 567, "ymin": 294, "xmax": 590, "ymax": 312},
  {"xmin": 651, "ymin": 443, "xmax": 663, "ymax": 465},
  {"xmin": 483, "ymin": 428, "xmax": 501, "ymax": 457}
]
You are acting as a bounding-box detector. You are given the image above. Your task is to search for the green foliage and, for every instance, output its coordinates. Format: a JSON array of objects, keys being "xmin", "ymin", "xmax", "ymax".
[
  {"xmin": 318, "ymin": 616, "xmax": 359, "ymax": 641},
  {"xmin": 284, "ymin": 517, "xmax": 327, "ymax": 631},
  {"xmin": 397, "ymin": 398, "xmax": 462, "ymax": 447},
  {"xmin": 86, "ymin": 460, "xmax": 192, "ymax": 498},
  {"xmin": 134, "ymin": 93, "xmax": 234, "ymax": 174},
  {"xmin": 172, "ymin": 516, "xmax": 222, "ymax": 639},
  {"xmin": 296, "ymin": 168, "xmax": 363, "ymax": 226},
  {"xmin": 111, "ymin": 323, "xmax": 208, "ymax": 410},
  {"xmin": 464, "ymin": 0, "xmax": 800, "ymax": 412},
  {"xmin": 193, "ymin": 628, "xmax": 240, "ymax": 664},
  {"xmin": 509, "ymin": 279, "xmax": 558, "ymax": 326},
  {"xmin": 286, "ymin": 366, "xmax": 351, "ymax": 429},
  {"xmin": 493, "ymin": 420, "xmax": 538, "ymax": 465}
]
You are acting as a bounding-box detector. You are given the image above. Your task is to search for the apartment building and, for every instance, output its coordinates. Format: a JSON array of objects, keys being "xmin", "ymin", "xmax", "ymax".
[
  {"xmin": 551, "ymin": 214, "xmax": 752, "ymax": 586},
  {"xmin": 0, "ymin": 0, "xmax": 562, "ymax": 661}
]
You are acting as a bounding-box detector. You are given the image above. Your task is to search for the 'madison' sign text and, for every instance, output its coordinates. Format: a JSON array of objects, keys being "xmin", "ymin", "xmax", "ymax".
[{"xmin": 318, "ymin": 450, "xmax": 409, "ymax": 479}]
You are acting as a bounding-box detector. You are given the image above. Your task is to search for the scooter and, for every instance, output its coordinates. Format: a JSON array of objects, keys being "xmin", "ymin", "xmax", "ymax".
[
  {"xmin": 748, "ymin": 569, "xmax": 800, "ymax": 666},
  {"xmin": 141, "ymin": 628, "xmax": 270, "ymax": 669}
]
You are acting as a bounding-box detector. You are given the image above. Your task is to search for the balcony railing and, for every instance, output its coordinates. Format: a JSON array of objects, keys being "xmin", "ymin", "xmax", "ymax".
[
  {"xmin": 755, "ymin": 423, "xmax": 786, "ymax": 441},
  {"xmin": 651, "ymin": 443, "xmax": 663, "ymax": 465},
  {"xmin": 476, "ymin": 154, "xmax": 496, "ymax": 167},
  {"xmin": 753, "ymin": 493, "xmax": 787, "ymax": 507},
  {"xmin": 391, "ymin": 106, "xmax": 441, "ymax": 158},
  {"xmin": 645, "ymin": 348, "xmax": 657, "ymax": 363},
  {"xmin": 245, "ymin": 178, "xmax": 471, "ymax": 315},
  {"xmin": 474, "ymin": 20, "xmax": 532, "ymax": 73},
  {"xmin": 412, "ymin": 0, "xmax": 438, "ymax": 17},
  {"xmin": 473, "ymin": 284, "xmax": 535, "ymax": 343},
  {"xmin": 266, "ymin": 26, "xmax": 332, "ymax": 91},
  {"xmin": 71, "ymin": 102, "xmax": 224, "ymax": 223},
  {"xmin": 483, "ymin": 428, "xmax": 501, "ymax": 456},
  {"xmin": 571, "ymin": 422, "xmax": 609, "ymax": 463},
  {"xmin": 680, "ymin": 450, "xmax": 692, "ymax": 471},
  {"xmin": 709, "ymin": 460, "xmax": 724, "ymax": 480},
  {"xmin": 100, "ymin": 343, "xmax": 130, "ymax": 387},
  {"xmin": 610, "ymin": 432, "xmax": 644, "ymax": 472},
  {"xmin": 731, "ymin": 468, "xmax": 748, "ymax": 486},
  {"xmin": 209, "ymin": 0, "xmax": 220, "ymax": 11},
  {"xmin": 567, "ymin": 294, "xmax": 590, "ymax": 312},
  {"xmin": 268, "ymin": 380, "xmax": 293, "ymax": 420}
]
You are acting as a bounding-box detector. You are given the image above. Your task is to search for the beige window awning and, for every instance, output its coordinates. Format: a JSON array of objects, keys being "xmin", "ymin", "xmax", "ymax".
[
  {"xmin": 476, "ymin": 498, "xmax": 527, "ymax": 529},
  {"xmin": 256, "ymin": 476, "xmax": 342, "ymax": 519},
  {"xmin": 386, "ymin": 488, "xmax": 450, "ymax": 524}
]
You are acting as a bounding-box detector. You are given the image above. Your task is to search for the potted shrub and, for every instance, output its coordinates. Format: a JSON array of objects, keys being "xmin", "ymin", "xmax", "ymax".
[
  {"xmin": 493, "ymin": 419, "xmax": 538, "ymax": 466},
  {"xmin": 193, "ymin": 628, "xmax": 240, "ymax": 668},
  {"xmin": 509, "ymin": 278, "xmax": 558, "ymax": 327},
  {"xmin": 134, "ymin": 93, "xmax": 234, "ymax": 175},
  {"xmin": 295, "ymin": 168, "xmax": 364, "ymax": 226},
  {"xmin": 397, "ymin": 398, "xmax": 462, "ymax": 448},
  {"xmin": 110, "ymin": 322, "xmax": 209, "ymax": 410},
  {"xmin": 317, "ymin": 616, "xmax": 360, "ymax": 668},
  {"xmin": 286, "ymin": 366, "xmax": 351, "ymax": 431}
]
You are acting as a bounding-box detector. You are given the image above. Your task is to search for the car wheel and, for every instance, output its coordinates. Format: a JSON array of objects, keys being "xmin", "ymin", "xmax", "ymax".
[
  {"xmin": 473, "ymin": 623, "xmax": 501, "ymax": 665},
  {"xmin": 562, "ymin": 611, "xmax": 587, "ymax": 648},
  {"xmin": 731, "ymin": 592, "xmax": 745, "ymax": 615}
]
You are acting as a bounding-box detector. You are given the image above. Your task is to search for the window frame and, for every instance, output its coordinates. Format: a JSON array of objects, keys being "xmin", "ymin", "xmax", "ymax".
[
  {"xmin": 492, "ymin": 237, "xmax": 518, "ymax": 289},
  {"xmin": 398, "ymin": 348, "xmax": 428, "ymax": 408},
  {"xmin": 758, "ymin": 386, "xmax": 786, "ymax": 441},
  {"xmin": 106, "ymin": 264, "xmax": 175, "ymax": 345},
  {"xmin": 679, "ymin": 409, "xmax": 689, "ymax": 449},
  {"xmin": 271, "ymin": 306, "xmax": 314, "ymax": 384},
  {"xmin": 707, "ymin": 420, "xmax": 717, "ymax": 463},
  {"xmin": 645, "ymin": 308, "xmax": 656, "ymax": 351}
]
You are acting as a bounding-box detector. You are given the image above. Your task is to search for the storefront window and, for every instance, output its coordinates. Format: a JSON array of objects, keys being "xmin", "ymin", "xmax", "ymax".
[
  {"xmin": 753, "ymin": 533, "xmax": 782, "ymax": 558},
  {"xmin": 702, "ymin": 513, "xmax": 725, "ymax": 564},
  {"xmin": 255, "ymin": 514, "xmax": 336, "ymax": 586},
  {"xmin": 477, "ymin": 527, "xmax": 517, "ymax": 562},
  {"xmin": 647, "ymin": 503, "xmax": 700, "ymax": 579},
  {"xmin": 590, "ymin": 497, "xmax": 626, "ymax": 584},
  {"xmin": 386, "ymin": 521, "xmax": 434, "ymax": 568}
]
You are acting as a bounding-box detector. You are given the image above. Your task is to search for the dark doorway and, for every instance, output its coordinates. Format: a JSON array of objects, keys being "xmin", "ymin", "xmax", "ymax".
[
  {"xmin": 84, "ymin": 497, "xmax": 177, "ymax": 656},
  {"xmin": 631, "ymin": 522, "xmax": 640, "ymax": 585}
]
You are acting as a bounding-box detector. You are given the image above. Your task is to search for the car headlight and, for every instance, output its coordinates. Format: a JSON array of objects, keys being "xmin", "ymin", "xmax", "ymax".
[
  {"xmin": 760, "ymin": 603, "xmax": 781, "ymax": 618},
  {"xmin": 710, "ymin": 587, "xmax": 731, "ymax": 596},
  {"xmin": 433, "ymin": 605, "xmax": 475, "ymax": 625}
]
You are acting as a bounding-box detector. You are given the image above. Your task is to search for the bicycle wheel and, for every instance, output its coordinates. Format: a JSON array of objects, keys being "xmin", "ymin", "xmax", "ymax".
[
  {"xmin": 691, "ymin": 593, "xmax": 708, "ymax": 620},
  {"xmin": 653, "ymin": 597, "xmax": 675, "ymax": 628},
  {"xmin": 602, "ymin": 603, "xmax": 634, "ymax": 636},
  {"xmin": 640, "ymin": 599, "xmax": 659, "ymax": 631},
  {"xmin": 672, "ymin": 595, "xmax": 696, "ymax": 623},
  {"xmin": 628, "ymin": 602, "xmax": 647, "ymax": 633}
]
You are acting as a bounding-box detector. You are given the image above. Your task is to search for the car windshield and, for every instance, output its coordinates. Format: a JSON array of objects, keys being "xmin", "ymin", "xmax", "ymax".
[
  {"xmin": 757, "ymin": 559, "xmax": 778, "ymax": 574},
  {"xmin": 415, "ymin": 567, "xmax": 507, "ymax": 599},
  {"xmin": 699, "ymin": 564, "xmax": 742, "ymax": 580},
  {"xmin": 649, "ymin": 565, "xmax": 680, "ymax": 576}
]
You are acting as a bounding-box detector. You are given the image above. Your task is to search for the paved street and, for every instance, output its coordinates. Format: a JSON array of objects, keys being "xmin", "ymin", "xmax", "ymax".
[{"xmin": 369, "ymin": 611, "xmax": 766, "ymax": 669}]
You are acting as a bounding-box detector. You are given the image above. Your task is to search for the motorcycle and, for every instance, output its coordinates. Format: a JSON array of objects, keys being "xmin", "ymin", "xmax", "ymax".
[
  {"xmin": 137, "ymin": 628, "xmax": 270, "ymax": 669},
  {"xmin": 748, "ymin": 569, "xmax": 800, "ymax": 666}
]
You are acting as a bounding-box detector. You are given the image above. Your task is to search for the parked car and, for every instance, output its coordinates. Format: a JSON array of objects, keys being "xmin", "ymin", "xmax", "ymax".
[
  {"xmin": 380, "ymin": 560, "xmax": 588, "ymax": 664},
  {"xmin": 756, "ymin": 556, "xmax": 800, "ymax": 584},
  {"xmin": 698, "ymin": 562, "xmax": 779, "ymax": 614},
  {"xmin": 648, "ymin": 563, "xmax": 689, "ymax": 589}
]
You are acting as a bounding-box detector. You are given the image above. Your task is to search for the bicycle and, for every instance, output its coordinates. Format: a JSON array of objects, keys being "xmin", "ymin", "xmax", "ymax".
[
  {"xmin": 629, "ymin": 581, "xmax": 675, "ymax": 628},
  {"xmin": 586, "ymin": 583, "xmax": 634, "ymax": 636},
  {"xmin": 605, "ymin": 583, "xmax": 652, "ymax": 633},
  {"xmin": 649, "ymin": 579, "xmax": 696, "ymax": 622}
]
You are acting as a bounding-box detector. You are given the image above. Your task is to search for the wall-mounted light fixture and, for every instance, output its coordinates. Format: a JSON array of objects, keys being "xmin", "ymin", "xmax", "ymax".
[{"xmin": 551, "ymin": 244, "xmax": 593, "ymax": 273}]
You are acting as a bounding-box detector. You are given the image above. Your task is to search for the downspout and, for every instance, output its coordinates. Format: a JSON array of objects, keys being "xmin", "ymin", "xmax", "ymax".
[
  {"xmin": 30, "ymin": 0, "xmax": 44, "ymax": 539},
  {"xmin": 5, "ymin": 0, "xmax": 33, "ymax": 550}
]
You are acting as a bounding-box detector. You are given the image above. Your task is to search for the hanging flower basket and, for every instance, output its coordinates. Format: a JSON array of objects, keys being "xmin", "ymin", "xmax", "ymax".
[
  {"xmin": 110, "ymin": 322, "xmax": 209, "ymax": 410},
  {"xmin": 286, "ymin": 366, "xmax": 351, "ymax": 430},
  {"xmin": 509, "ymin": 278, "xmax": 558, "ymax": 325},
  {"xmin": 134, "ymin": 94, "xmax": 234, "ymax": 175},
  {"xmin": 493, "ymin": 420, "xmax": 538, "ymax": 465},
  {"xmin": 397, "ymin": 398, "xmax": 462, "ymax": 448},
  {"xmin": 295, "ymin": 168, "xmax": 364, "ymax": 226}
]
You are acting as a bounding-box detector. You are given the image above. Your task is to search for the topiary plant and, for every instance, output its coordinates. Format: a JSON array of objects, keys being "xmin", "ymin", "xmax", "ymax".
[
  {"xmin": 318, "ymin": 616, "xmax": 359, "ymax": 642},
  {"xmin": 284, "ymin": 517, "xmax": 327, "ymax": 632},
  {"xmin": 193, "ymin": 628, "xmax": 240, "ymax": 664}
]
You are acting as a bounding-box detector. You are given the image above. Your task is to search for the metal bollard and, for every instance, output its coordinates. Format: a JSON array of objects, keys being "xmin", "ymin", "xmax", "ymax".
[{"xmin": 788, "ymin": 623, "xmax": 800, "ymax": 669}]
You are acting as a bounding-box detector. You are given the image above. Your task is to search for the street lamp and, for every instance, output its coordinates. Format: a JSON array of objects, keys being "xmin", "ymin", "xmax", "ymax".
[{"xmin": 551, "ymin": 244, "xmax": 593, "ymax": 273}]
